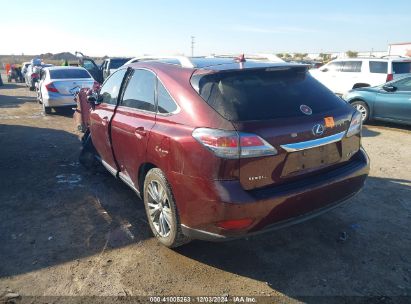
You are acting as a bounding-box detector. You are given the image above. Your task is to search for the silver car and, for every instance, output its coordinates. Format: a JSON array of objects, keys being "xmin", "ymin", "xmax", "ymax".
[{"xmin": 37, "ymin": 66, "xmax": 95, "ymax": 114}]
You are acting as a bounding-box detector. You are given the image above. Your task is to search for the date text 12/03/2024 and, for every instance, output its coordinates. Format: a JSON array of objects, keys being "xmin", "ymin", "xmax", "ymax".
[{"xmin": 149, "ymin": 296, "xmax": 257, "ymax": 303}]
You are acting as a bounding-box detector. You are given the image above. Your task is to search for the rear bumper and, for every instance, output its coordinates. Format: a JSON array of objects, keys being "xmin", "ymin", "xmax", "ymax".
[
  {"xmin": 171, "ymin": 148, "xmax": 370, "ymax": 241},
  {"xmin": 43, "ymin": 94, "xmax": 77, "ymax": 107}
]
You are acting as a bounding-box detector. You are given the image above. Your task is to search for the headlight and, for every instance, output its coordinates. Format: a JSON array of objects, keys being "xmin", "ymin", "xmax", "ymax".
[{"xmin": 346, "ymin": 110, "xmax": 362, "ymax": 137}]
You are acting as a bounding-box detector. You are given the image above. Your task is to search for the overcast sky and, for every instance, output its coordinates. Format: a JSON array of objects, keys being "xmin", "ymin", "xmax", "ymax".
[{"xmin": 2, "ymin": 0, "xmax": 411, "ymax": 57}]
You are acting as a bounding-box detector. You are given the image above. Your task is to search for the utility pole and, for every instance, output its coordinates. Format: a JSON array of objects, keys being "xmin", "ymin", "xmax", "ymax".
[{"xmin": 191, "ymin": 36, "xmax": 195, "ymax": 57}]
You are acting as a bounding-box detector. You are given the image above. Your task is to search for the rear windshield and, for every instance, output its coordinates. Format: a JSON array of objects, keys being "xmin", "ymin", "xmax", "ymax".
[
  {"xmin": 109, "ymin": 59, "xmax": 130, "ymax": 69},
  {"xmin": 393, "ymin": 62, "xmax": 411, "ymax": 74},
  {"xmin": 193, "ymin": 68, "xmax": 345, "ymax": 121},
  {"xmin": 50, "ymin": 69, "xmax": 91, "ymax": 79}
]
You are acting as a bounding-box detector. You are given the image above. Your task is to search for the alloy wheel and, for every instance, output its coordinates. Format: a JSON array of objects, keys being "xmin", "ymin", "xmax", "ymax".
[
  {"xmin": 355, "ymin": 104, "xmax": 367, "ymax": 121},
  {"xmin": 146, "ymin": 180, "xmax": 173, "ymax": 237}
]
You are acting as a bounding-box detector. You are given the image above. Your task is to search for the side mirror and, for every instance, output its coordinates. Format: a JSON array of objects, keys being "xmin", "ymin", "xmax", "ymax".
[{"xmin": 383, "ymin": 85, "xmax": 397, "ymax": 92}]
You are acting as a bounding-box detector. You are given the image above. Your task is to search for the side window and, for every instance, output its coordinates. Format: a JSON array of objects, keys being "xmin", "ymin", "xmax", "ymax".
[
  {"xmin": 370, "ymin": 61, "xmax": 388, "ymax": 74},
  {"xmin": 341, "ymin": 61, "xmax": 362, "ymax": 72},
  {"xmin": 157, "ymin": 81, "xmax": 178, "ymax": 114},
  {"xmin": 99, "ymin": 69, "xmax": 127, "ymax": 105},
  {"xmin": 324, "ymin": 62, "xmax": 343, "ymax": 72},
  {"xmin": 393, "ymin": 77, "xmax": 411, "ymax": 91},
  {"xmin": 121, "ymin": 69, "xmax": 156, "ymax": 111}
]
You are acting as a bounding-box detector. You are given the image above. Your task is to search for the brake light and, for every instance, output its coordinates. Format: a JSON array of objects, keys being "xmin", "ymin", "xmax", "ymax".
[
  {"xmin": 192, "ymin": 128, "xmax": 277, "ymax": 159},
  {"xmin": 217, "ymin": 218, "xmax": 254, "ymax": 230},
  {"xmin": 31, "ymin": 73, "xmax": 39, "ymax": 79},
  {"xmin": 386, "ymin": 73, "xmax": 393, "ymax": 82},
  {"xmin": 45, "ymin": 82, "xmax": 59, "ymax": 93},
  {"xmin": 346, "ymin": 111, "xmax": 362, "ymax": 137}
]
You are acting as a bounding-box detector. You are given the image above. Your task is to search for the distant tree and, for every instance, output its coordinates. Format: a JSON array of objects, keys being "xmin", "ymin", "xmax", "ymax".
[
  {"xmin": 293, "ymin": 53, "xmax": 307, "ymax": 60},
  {"xmin": 283, "ymin": 53, "xmax": 292, "ymax": 59},
  {"xmin": 319, "ymin": 53, "xmax": 331, "ymax": 62},
  {"xmin": 276, "ymin": 53, "xmax": 284, "ymax": 58},
  {"xmin": 293, "ymin": 53, "xmax": 301, "ymax": 60},
  {"xmin": 346, "ymin": 50, "xmax": 358, "ymax": 58}
]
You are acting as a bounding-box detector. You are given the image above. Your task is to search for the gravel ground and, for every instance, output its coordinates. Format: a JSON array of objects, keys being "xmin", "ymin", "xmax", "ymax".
[{"xmin": 0, "ymin": 75, "xmax": 410, "ymax": 303}]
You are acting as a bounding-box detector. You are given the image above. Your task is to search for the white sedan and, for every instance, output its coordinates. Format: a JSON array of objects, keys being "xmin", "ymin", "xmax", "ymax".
[{"xmin": 37, "ymin": 66, "xmax": 96, "ymax": 114}]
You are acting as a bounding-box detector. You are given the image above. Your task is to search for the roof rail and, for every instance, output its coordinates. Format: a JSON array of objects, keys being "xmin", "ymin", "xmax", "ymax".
[
  {"xmin": 380, "ymin": 55, "xmax": 407, "ymax": 59},
  {"xmin": 207, "ymin": 53, "xmax": 284, "ymax": 63},
  {"xmin": 127, "ymin": 55, "xmax": 195, "ymax": 68}
]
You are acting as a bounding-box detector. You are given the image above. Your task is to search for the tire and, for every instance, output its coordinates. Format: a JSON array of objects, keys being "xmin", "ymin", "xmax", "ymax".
[
  {"xmin": 43, "ymin": 104, "xmax": 52, "ymax": 115},
  {"xmin": 79, "ymin": 132, "xmax": 99, "ymax": 170},
  {"xmin": 143, "ymin": 168, "xmax": 190, "ymax": 248},
  {"xmin": 350, "ymin": 100, "xmax": 369, "ymax": 123}
]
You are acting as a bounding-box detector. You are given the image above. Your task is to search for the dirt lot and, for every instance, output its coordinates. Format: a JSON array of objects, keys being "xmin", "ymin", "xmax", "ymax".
[{"xmin": 0, "ymin": 75, "xmax": 410, "ymax": 303}]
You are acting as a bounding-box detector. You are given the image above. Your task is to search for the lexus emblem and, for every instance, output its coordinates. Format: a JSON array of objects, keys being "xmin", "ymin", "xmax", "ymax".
[
  {"xmin": 300, "ymin": 104, "xmax": 312, "ymax": 115},
  {"xmin": 312, "ymin": 124, "xmax": 325, "ymax": 136}
]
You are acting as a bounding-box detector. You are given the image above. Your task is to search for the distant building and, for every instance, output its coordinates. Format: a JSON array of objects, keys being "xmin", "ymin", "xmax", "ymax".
[{"xmin": 388, "ymin": 42, "xmax": 411, "ymax": 57}]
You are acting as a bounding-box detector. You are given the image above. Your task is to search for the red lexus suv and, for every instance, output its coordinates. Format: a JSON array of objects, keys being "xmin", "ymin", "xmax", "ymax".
[{"xmin": 79, "ymin": 56, "xmax": 370, "ymax": 247}]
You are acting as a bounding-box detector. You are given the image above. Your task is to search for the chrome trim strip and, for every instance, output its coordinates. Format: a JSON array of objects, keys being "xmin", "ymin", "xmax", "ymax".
[
  {"xmin": 280, "ymin": 131, "xmax": 346, "ymax": 152},
  {"xmin": 119, "ymin": 172, "xmax": 141, "ymax": 197},
  {"xmin": 101, "ymin": 159, "xmax": 117, "ymax": 176}
]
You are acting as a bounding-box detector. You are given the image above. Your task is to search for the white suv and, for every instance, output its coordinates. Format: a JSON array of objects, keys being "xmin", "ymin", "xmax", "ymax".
[{"xmin": 310, "ymin": 57, "xmax": 411, "ymax": 95}]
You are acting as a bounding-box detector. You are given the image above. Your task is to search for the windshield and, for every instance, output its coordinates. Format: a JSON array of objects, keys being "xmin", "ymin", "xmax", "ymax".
[{"xmin": 193, "ymin": 68, "xmax": 345, "ymax": 121}]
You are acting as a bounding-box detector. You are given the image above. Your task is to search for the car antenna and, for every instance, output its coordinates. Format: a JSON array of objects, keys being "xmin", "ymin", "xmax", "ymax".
[
  {"xmin": 235, "ymin": 54, "xmax": 246, "ymax": 69},
  {"xmin": 235, "ymin": 54, "xmax": 246, "ymax": 63}
]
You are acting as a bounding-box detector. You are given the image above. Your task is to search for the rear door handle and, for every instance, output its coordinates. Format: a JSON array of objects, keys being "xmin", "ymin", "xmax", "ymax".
[
  {"xmin": 101, "ymin": 116, "xmax": 109, "ymax": 126},
  {"xmin": 134, "ymin": 127, "xmax": 147, "ymax": 138}
]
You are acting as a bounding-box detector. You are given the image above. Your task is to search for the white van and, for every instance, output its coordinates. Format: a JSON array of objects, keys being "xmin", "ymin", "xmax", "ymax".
[{"xmin": 310, "ymin": 57, "xmax": 411, "ymax": 95}]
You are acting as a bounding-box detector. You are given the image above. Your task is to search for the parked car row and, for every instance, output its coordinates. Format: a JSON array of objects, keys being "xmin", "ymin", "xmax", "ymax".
[
  {"xmin": 18, "ymin": 56, "xmax": 133, "ymax": 114},
  {"xmin": 74, "ymin": 55, "xmax": 370, "ymax": 248}
]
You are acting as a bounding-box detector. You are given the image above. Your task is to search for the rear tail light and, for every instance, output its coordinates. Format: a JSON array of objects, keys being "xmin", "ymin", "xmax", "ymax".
[
  {"xmin": 217, "ymin": 218, "xmax": 254, "ymax": 230},
  {"xmin": 346, "ymin": 111, "xmax": 362, "ymax": 137},
  {"xmin": 386, "ymin": 73, "xmax": 393, "ymax": 82},
  {"xmin": 45, "ymin": 82, "xmax": 59, "ymax": 93},
  {"xmin": 192, "ymin": 128, "xmax": 277, "ymax": 159},
  {"xmin": 31, "ymin": 73, "xmax": 39, "ymax": 79}
]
